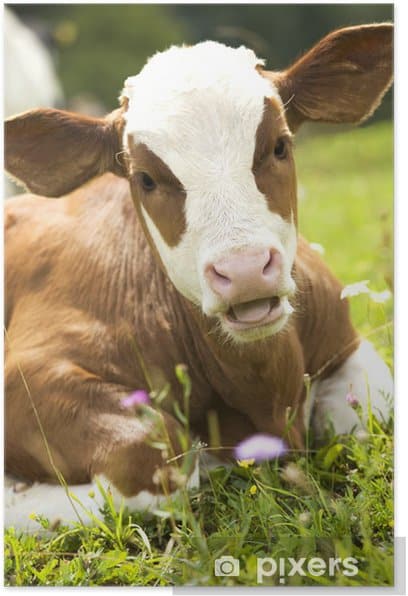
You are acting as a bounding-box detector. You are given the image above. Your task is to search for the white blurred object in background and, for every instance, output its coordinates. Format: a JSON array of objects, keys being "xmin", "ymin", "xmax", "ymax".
[{"xmin": 4, "ymin": 8, "xmax": 64, "ymax": 197}]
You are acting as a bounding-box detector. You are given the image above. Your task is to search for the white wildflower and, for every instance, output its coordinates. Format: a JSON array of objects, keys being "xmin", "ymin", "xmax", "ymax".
[
  {"xmin": 341, "ymin": 280, "xmax": 371, "ymax": 299},
  {"xmin": 309, "ymin": 242, "xmax": 325, "ymax": 255},
  {"xmin": 369, "ymin": 289, "xmax": 392, "ymax": 304}
]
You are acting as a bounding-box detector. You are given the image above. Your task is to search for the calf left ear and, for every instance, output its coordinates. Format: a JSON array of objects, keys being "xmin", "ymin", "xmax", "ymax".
[
  {"xmin": 264, "ymin": 23, "xmax": 393, "ymax": 131},
  {"xmin": 5, "ymin": 107, "xmax": 126, "ymax": 197}
]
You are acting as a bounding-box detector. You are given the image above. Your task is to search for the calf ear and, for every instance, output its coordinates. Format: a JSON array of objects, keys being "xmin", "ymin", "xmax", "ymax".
[
  {"xmin": 264, "ymin": 23, "xmax": 393, "ymax": 131},
  {"xmin": 5, "ymin": 107, "xmax": 126, "ymax": 197}
]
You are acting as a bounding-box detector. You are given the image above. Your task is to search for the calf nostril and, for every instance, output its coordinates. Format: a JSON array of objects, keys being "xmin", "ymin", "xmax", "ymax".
[
  {"xmin": 262, "ymin": 249, "xmax": 282, "ymax": 277},
  {"xmin": 208, "ymin": 264, "xmax": 232, "ymax": 288},
  {"xmin": 262, "ymin": 251, "xmax": 273, "ymax": 275},
  {"xmin": 262, "ymin": 250, "xmax": 275, "ymax": 276}
]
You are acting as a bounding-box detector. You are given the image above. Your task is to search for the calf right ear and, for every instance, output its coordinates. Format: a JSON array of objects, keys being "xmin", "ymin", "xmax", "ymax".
[
  {"xmin": 264, "ymin": 23, "xmax": 393, "ymax": 131},
  {"xmin": 5, "ymin": 107, "xmax": 126, "ymax": 197}
]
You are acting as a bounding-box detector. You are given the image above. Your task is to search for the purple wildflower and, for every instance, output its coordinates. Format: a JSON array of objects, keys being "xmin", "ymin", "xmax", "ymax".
[
  {"xmin": 234, "ymin": 434, "xmax": 287, "ymax": 463},
  {"xmin": 121, "ymin": 390, "xmax": 151, "ymax": 408},
  {"xmin": 346, "ymin": 392, "xmax": 359, "ymax": 409}
]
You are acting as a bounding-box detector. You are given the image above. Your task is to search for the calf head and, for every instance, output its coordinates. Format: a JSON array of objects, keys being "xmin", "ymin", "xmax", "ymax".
[{"xmin": 6, "ymin": 24, "xmax": 393, "ymax": 342}]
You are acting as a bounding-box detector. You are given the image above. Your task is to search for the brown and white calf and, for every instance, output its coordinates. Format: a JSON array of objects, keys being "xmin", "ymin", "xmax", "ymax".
[{"xmin": 5, "ymin": 24, "xmax": 393, "ymax": 529}]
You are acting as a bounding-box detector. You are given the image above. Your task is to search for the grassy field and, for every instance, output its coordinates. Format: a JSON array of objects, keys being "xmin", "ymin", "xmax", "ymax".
[{"xmin": 4, "ymin": 121, "xmax": 394, "ymax": 587}]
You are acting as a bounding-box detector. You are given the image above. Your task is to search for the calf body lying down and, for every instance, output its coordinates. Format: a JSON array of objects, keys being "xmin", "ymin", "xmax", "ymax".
[{"xmin": 5, "ymin": 24, "xmax": 393, "ymax": 530}]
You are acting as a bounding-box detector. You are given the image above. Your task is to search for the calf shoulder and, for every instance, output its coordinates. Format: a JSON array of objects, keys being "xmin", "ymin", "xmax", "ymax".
[{"xmin": 294, "ymin": 236, "xmax": 359, "ymax": 380}]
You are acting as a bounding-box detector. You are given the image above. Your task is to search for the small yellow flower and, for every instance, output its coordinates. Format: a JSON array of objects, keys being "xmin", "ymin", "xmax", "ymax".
[
  {"xmin": 29, "ymin": 513, "xmax": 37, "ymax": 521},
  {"xmin": 237, "ymin": 458, "xmax": 255, "ymax": 468},
  {"xmin": 249, "ymin": 484, "xmax": 258, "ymax": 495},
  {"xmin": 88, "ymin": 490, "xmax": 95, "ymax": 499}
]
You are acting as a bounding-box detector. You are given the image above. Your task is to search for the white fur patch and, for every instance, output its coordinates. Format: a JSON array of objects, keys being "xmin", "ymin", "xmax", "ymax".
[
  {"xmin": 122, "ymin": 42, "xmax": 296, "ymax": 333},
  {"xmin": 123, "ymin": 41, "xmax": 277, "ymax": 136},
  {"xmin": 4, "ymin": 477, "xmax": 102, "ymax": 533},
  {"xmin": 95, "ymin": 461, "xmax": 199, "ymax": 513},
  {"xmin": 5, "ymin": 462, "xmax": 200, "ymax": 532},
  {"xmin": 310, "ymin": 340, "xmax": 393, "ymax": 438}
]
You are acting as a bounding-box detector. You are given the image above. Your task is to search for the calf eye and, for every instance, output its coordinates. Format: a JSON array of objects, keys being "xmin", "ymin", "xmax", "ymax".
[
  {"xmin": 274, "ymin": 137, "xmax": 287, "ymax": 160},
  {"xmin": 140, "ymin": 172, "xmax": 156, "ymax": 192}
]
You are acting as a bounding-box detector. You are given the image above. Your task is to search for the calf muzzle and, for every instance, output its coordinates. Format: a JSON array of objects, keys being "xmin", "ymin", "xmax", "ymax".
[{"xmin": 205, "ymin": 248, "xmax": 282, "ymax": 306}]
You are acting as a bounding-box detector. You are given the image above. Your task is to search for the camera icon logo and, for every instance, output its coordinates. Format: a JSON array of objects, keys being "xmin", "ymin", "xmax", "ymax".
[{"xmin": 214, "ymin": 555, "xmax": 240, "ymax": 577}]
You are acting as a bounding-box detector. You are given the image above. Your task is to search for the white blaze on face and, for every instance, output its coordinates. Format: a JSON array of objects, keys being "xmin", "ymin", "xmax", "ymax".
[{"xmin": 122, "ymin": 42, "xmax": 297, "ymax": 321}]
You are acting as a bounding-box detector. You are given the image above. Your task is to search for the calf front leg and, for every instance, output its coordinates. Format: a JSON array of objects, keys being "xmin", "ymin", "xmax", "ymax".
[
  {"xmin": 6, "ymin": 404, "xmax": 198, "ymax": 531},
  {"xmin": 5, "ymin": 353, "xmax": 197, "ymax": 530},
  {"xmin": 310, "ymin": 340, "xmax": 393, "ymax": 440}
]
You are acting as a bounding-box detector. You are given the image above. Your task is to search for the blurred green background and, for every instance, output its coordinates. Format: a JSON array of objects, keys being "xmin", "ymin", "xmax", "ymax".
[{"xmin": 8, "ymin": 3, "xmax": 393, "ymax": 117}]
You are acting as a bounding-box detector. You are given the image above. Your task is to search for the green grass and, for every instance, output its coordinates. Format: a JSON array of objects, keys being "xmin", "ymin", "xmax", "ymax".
[
  {"xmin": 297, "ymin": 121, "xmax": 393, "ymax": 367},
  {"xmin": 4, "ymin": 121, "xmax": 393, "ymax": 587}
]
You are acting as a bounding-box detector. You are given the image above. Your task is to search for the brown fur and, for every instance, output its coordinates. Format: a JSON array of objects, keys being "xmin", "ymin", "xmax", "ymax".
[
  {"xmin": 253, "ymin": 98, "xmax": 297, "ymax": 223},
  {"xmin": 4, "ymin": 24, "xmax": 392, "ymax": 497},
  {"xmin": 127, "ymin": 138, "xmax": 187, "ymax": 247},
  {"xmin": 5, "ymin": 107, "xmax": 126, "ymax": 197},
  {"xmin": 5, "ymin": 175, "xmax": 356, "ymax": 492}
]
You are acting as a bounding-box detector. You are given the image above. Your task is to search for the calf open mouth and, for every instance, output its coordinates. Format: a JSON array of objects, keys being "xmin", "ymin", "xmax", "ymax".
[{"xmin": 224, "ymin": 296, "xmax": 284, "ymax": 330}]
